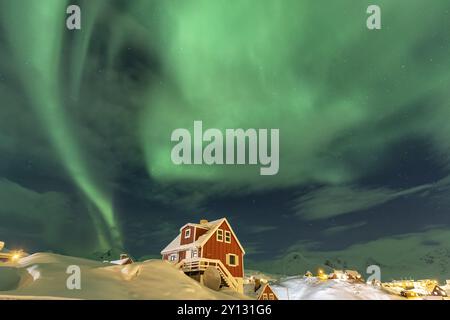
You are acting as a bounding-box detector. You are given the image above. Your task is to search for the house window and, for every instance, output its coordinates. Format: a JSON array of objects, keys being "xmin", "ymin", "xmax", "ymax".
[
  {"xmin": 169, "ymin": 254, "xmax": 177, "ymax": 262},
  {"xmin": 224, "ymin": 231, "xmax": 231, "ymax": 243},
  {"xmin": 226, "ymin": 253, "xmax": 239, "ymax": 267},
  {"xmin": 184, "ymin": 228, "xmax": 191, "ymax": 239},
  {"xmin": 262, "ymin": 293, "xmax": 268, "ymax": 300},
  {"xmin": 191, "ymin": 249, "xmax": 198, "ymax": 258},
  {"xmin": 216, "ymin": 229, "xmax": 223, "ymax": 242},
  {"xmin": 269, "ymin": 293, "xmax": 275, "ymax": 300}
]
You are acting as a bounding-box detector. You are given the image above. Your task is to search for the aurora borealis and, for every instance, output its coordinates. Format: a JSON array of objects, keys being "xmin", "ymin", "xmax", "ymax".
[{"xmin": 1, "ymin": 0, "xmax": 450, "ymax": 279}]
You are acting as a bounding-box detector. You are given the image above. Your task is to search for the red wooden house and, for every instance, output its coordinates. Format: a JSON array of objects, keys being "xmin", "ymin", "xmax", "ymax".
[
  {"xmin": 257, "ymin": 284, "xmax": 279, "ymax": 300},
  {"xmin": 161, "ymin": 218, "xmax": 245, "ymax": 292}
]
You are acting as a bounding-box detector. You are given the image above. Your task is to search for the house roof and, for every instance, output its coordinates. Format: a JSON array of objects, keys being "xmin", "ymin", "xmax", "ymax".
[
  {"xmin": 160, "ymin": 234, "xmax": 197, "ymax": 254},
  {"xmin": 110, "ymin": 257, "xmax": 133, "ymax": 265},
  {"xmin": 160, "ymin": 218, "xmax": 245, "ymax": 255},
  {"xmin": 345, "ymin": 270, "xmax": 362, "ymax": 277},
  {"xmin": 179, "ymin": 222, "xmax": 209, "ymax": 232}
]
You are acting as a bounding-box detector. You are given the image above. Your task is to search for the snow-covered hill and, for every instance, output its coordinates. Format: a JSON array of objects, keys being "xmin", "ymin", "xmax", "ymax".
[
  {"xmin": 248, "ymin": 234, "xmax": 450, "ymax": 283},
  {"xmin": 0, "ymin": 253, "xmax": 248, "ymax": 300}
]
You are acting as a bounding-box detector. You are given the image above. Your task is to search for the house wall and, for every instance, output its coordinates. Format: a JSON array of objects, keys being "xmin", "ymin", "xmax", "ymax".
[
  {"xmin": 201, "ymin": 221, "xmax": 243, "ymax": 278},
  {"xmin": 180, "ymin": 226, "xmax": 195, "ymax": 245},
  {"xmin": 162, "ymin": 250, "xmax": 188, "ymax": 262},
  {"xmin": 162, "ymin": 251, "xmax": 183, "ymax": 262},
  {"xmin": 179, "ymin": 250, "xmax": 186, "ymax": 262}
]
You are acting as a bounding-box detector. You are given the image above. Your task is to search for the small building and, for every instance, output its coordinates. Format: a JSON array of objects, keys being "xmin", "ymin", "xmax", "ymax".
[
  {"xmin": 430, "ymin": 285, "xmax": 447, "ymax": 297},
  {"xmin": 110, "ymin": 254, "xmax": 134, "ymax": 265},
  {"xmin": 345, "ymin": 270, "xmax": 364, "ymax": 282},
  {"xmin": 257, "ymin": 284, "xmax": 279, "ymax": 300},
  {"xmin": 244, "ymin": 278, "xmax": 282, "ymax": 300},
  {"xmin": 328, "ymin": 269, "xmax": 346, "ymax": 280},
  {"xmin": 161, "ymin": 218, "xmax": 245, "ymax": 293},
  {"xmin": 304, "ymin": 271, "xmax": 313, "ymax": 278},
  {"xmin": 370, "ymin": 278, "xmax": 382, "ymax": 286}
]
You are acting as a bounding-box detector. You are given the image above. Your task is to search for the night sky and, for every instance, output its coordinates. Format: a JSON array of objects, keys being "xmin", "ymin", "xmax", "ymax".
[{"xmin": 1, "ymin": 0, "xmax": 450, "ymax": 280}]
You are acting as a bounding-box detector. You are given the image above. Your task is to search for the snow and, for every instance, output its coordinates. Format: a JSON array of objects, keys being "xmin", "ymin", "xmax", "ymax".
[
  {"xmin": 0, "ymin": 253, "xmax": 249, "ymax": 300},
  {"xmin": 272, "ymin": 276, "xmax": 400, "ymax": 300},
  {"xmin": 26, "ymin": 265, "xmax": 41, "ymax": 281},
  {"xmin": 2, "ymin": 253, "xmax": 441, "ymax": 300}
]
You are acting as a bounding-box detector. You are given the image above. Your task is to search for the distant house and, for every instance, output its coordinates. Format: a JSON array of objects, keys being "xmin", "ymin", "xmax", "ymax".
[
  {"xmin": 110, "ymin": 254, "xmax": 134, "ymax": 265},
  {"xmin": 161, "ymin": 218, "xmax": 245, "ymax": 293},
  {"xmin": 328, "ymin": 269, "xmax": 346, "ymax": 280},
  {"xmin": 244, "ymin": 278, "xmax": 284, "ymax": 300},
  {"xmin": 257, "ymin": 283, "xmax": 279, "ymax": 300},
  {"xmin": 304, "ymin": 271, "xmax": 313, "ymax": 278},
  {"xmin": 345, "ymin": 270, "xmax": 364, "ymax": 282},
  {"xmin": 430, "ymin": 285, "xmax": 447, "ymax": 297}
]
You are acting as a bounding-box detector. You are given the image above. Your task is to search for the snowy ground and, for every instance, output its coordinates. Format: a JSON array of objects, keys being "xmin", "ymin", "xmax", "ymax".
[
  {"xmin": 272, "ymin": 276, "xmax": 401, "ymax": 300},
  {"xmin": 0, "ymin": 253, "xmax": 248, "ymax": 300},
  {"xmin": 1, "ymin": 253, "xmax": 444, "ymax": 300}
]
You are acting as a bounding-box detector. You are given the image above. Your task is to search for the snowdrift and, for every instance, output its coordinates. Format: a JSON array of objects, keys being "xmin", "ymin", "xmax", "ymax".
[{"xmin": 0, "ymin": 253, "xmax": 247, "ymax": 300}]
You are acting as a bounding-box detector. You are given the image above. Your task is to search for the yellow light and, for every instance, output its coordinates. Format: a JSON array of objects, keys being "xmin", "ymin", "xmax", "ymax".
[{"xmin": 10, "ymin": 251, "xmax": 22, "ymax": 262}]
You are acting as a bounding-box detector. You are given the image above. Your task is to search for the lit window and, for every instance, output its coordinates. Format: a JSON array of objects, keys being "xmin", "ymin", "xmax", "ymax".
[
  {"xmin": 262, "ymin": 293, "xmax": 268, "ymax": 300},
  {"xmin": 226, "ymin": 253, "xmax": 238, "ymax": 267},
  {"xmin": 184, "ymin": 228, "xmax": 191, "ymax": 239},
  {"xmin": 217, "ymin": 229, "xmax": 223, "ymax": 242},
  {"xmin": 224, "ymin": 231, "xmax": 231, "ymax": 243}
]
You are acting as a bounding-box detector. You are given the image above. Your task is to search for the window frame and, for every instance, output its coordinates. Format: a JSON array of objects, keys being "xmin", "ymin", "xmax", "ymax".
[
  {"xmin": 184, "ymin": 228, "xmax": 191, "ymax": 239},
  {"xmin": 216, "ymin": 229, "xmax": 224, "ymax": 242},
  {"xmin": 224, "ymin": 230, "xmax": 231, "ymax": 243},
  {"xmin": 226, "ymin": 253, "xmax": 239, "ymax": 267},
  {"xmin": 169, "ymin": 254, "xmax": 177, "ymax": 262},
  {"xmin": 262, "ymin": 293, "xmax": 268, "ymax": 300},
  {"xmin": 269, "ymin": 293, "xmax": 275, "ymax": 300}
]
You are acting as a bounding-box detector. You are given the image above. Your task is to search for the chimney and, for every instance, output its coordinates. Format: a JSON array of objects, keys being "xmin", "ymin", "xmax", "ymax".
[{"xmin": 200, "ymin": 219, "xmax": 208, "ymax": 225}]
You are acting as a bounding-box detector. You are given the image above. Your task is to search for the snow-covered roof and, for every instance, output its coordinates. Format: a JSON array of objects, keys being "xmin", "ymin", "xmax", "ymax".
[
  {"xmin": 160, "ymin": 234, "xmax": 197, "ymax": 254},
  {"xmin": 178, "ymin": 222, "xmax": 209, "ymax": 232},
  {"xmin": 161, "ymin": 218, "xmax": 223, "ymax": 254},
  {"xmin": 110, "ymin": 257, "xmax": 133, "ymax": 265},
  {"xmin": 160, "ymin": 218, "xmax": 245, "ymax": 255}
]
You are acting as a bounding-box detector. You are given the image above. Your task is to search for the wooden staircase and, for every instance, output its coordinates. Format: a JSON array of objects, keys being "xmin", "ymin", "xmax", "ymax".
[{"xmin": 177, "ymin": 258, "xmax": 239, "ymax": 292}]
